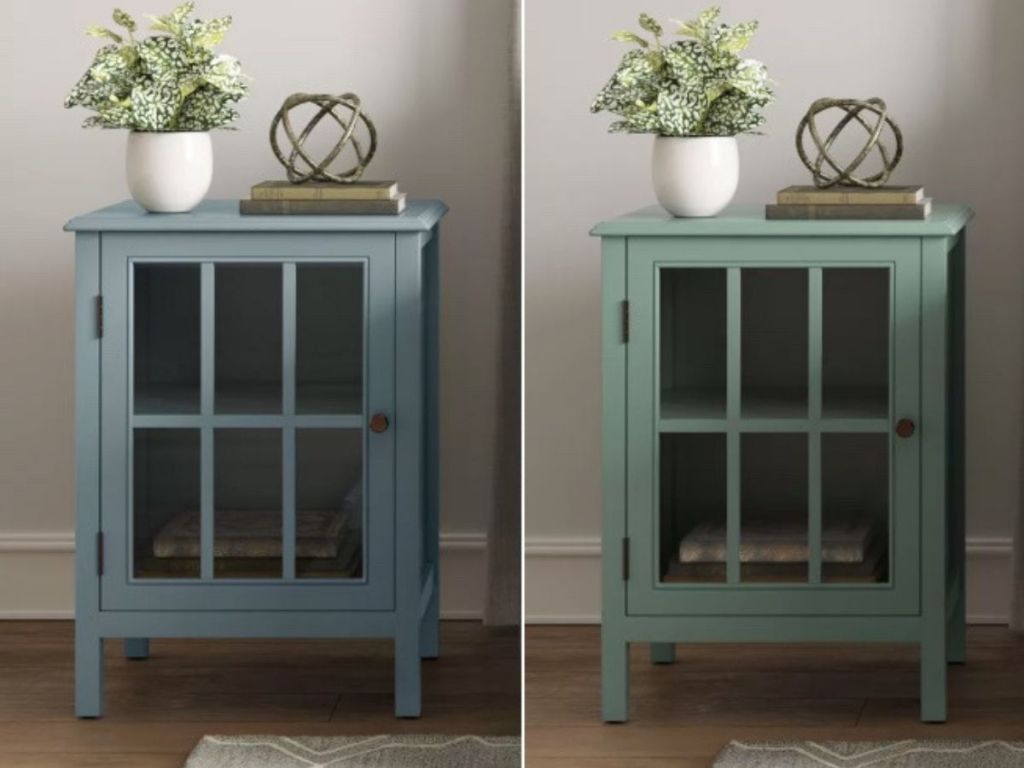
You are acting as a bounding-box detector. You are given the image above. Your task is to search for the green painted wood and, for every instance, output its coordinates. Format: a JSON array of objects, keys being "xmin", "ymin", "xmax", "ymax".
[
  {"xmin": 600, "ymin": 237, "xmax": 629, "ymax": 723},
  {"xmin": 920, "ymin": 236, "xmax": 950, "ymax": 723},
  {"xmin": 726, "ymin": 269, "xmax": 741, "ymax": 585},
  {"xmin": 600, "ymin": 213, "xmax": 968, "ymax": 723},
  {"xmin": 591, "ymin": 204, "xmax": 974, "ymax": 238},
  {"xmin": 65, "ymin": 199, "xmax": 448, "ymax": 233},
  {"xmin": 946, "ymin": 232, "xmax": 967, "ymax": 665},
  {"xmin": 649, "ymin": 643, "xmax": 676, "ymax": 664},
  {"xmin": 625, "ymin": 237, "xmax": 921, "ymax": 616}
]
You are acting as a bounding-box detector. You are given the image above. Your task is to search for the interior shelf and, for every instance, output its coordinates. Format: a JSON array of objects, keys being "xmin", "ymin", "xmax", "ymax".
[
  {"xmin": 134, "ymin": 383, "xmax": 363, "ymax": 417},
  {"xmin": 822, "ymin": 387, "xmax": 888, "ymax": 420},
  {"xmin": 660, "ymin": 388, "xmax": 726, "ymax": 420}
]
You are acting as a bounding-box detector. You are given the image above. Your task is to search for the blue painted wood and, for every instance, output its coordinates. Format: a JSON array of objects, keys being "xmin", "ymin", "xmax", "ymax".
[
  {"xmin": 68, "ymin": 201, "xmax": 445, "ymax": 719},
  {"xmin": 74, "ymin": 232, "xmax": 103, "ymax": 718},
  {"xmin": 596, "ymin": 209, "xmax": 972, "ymax": 724},
  {"xmin": 123, "ymin": 638, "xmax": 150, "ymax": 660},
  {"xmin": 65, "ymin": 199, "xmax": 448, "ymax": 233},
  {"xmin": 420, "ymin": 225, "xmax": 442, "ymax": 661},
  {"xmin": 394, "ymin": 232, "xmax": 425, "ymax": 718}
]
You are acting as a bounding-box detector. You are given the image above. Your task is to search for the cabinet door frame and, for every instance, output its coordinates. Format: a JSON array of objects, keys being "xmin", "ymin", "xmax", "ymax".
[
  {"xmin": 99, "ymin": 232, "xmax": 396, "ymax": 612},
  {"xmin": 625, "ymin": 236, "xmax": 922, "ymax": 616}
]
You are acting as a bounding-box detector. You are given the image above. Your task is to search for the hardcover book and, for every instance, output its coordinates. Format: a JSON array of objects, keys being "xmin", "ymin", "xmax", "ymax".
[
  {"xmin": 240, "ymin": 194, "xmax": 407, "ymax": 216},
  {"xmin": 776, "ymin": 185, "xmax": 925, "ymax": 205},
  {"xmin": 250, "ymin": 180, "xmax": 399, "ymax": 201},
  {"xmin": 765, "ymin": 199, "xmax": 932, "ymax": 221}
]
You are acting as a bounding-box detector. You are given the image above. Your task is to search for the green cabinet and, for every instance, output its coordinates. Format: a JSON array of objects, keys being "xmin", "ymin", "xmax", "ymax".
[{"xmin": 594, "ymin": 205, "xmax": 972, "ymax": 723}]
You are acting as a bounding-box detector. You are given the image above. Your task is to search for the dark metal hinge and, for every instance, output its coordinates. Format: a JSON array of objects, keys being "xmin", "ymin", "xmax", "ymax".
[
  {"xmin": 621, "ymin": 300, "xmax": 630, "ymax": 343},
  {"xmin": 622, "ymin": 537, "xmax": 630, "ymax": 580},
  {"xmin": 95, "ymin": 295, "xmax": 104, "ymax": 338},
  {"xmin": 96, "ymin": 532, "xmax": 104, "ymax": 576}
]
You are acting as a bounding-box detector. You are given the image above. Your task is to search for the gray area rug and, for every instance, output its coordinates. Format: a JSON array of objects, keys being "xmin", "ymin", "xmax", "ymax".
[
  {"xmin": 185, "ymin": 735, "xmax": 520, "ymax": 767},
  {"xmin": 715, "ymin": 741, "xmax": 1024, "ymax": 767}
]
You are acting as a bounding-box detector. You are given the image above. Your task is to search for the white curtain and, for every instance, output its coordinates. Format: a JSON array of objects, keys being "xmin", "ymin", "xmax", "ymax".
[{"xmin": 483, "ymin": 0, "xmax": 522, "ymax": 627}]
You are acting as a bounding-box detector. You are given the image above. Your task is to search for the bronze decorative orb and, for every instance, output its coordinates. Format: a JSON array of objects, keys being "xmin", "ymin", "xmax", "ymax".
[
  {"xmin": 269, "ymin": 92, "xmax": 378, "ymax": 184},
  {"xmin": 795, "ymin": 97, "xmax": 904, "ymax": 188}
]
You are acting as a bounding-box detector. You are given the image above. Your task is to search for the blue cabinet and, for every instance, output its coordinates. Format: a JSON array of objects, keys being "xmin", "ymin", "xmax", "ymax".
[{"xmin": 66, "ymin": 199, "xmax": 448, "ymax": 718}]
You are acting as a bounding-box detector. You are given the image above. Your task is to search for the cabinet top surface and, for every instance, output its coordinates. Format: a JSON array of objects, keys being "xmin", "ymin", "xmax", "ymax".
[
  {"xmin": 591, "ymin": 203, "xmax": 974, "ymax": 238},
  {"xmin": 65, "ymin": 198, "xmax": 448, "ymax": 233}
]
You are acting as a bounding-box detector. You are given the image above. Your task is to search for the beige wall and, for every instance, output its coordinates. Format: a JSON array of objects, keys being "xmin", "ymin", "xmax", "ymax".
[
  {"xmin": 525, "ymin": 0, "xmax": 1023, "ymax": 621},
  {"xmin": 0, "ymin": 0, "xmax": 513, "ymax": 615}
]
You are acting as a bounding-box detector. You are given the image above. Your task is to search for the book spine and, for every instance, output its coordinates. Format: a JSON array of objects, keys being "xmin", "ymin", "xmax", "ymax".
[
  {"xmin": 777, "ymin": 190, "xmax": 922, "ymax": 205},
  {"xmin": 241, "ymin": 197, "xmax": 406, "ymax": 216},
  {"xmin": 766, "ymin": 203, "xmax": 928, "ymax": 221},
  {"xmin": 250, "ymin": 185, "xmax": 396, "ymax": 201}
]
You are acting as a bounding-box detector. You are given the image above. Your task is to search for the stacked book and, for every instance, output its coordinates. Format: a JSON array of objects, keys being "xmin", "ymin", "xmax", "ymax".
[
  {"xmin": 665, "ymin": 517, "xmax": 885, "ymax": 583},
  {"xmin": 240, "ymin": 180, "xmax": 406, "ymax": 215},
  {"xmin": 766, "ymin": 185, "xmax": 930, "ymax": 220}
]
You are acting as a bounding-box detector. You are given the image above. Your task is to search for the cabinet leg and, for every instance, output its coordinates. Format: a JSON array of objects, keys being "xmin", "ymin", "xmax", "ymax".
[
  {"xmin": 419, "ymin": 585, "xmax": 440, "ymax": 660},
  {"xmin": 395, "ymin": 630, "xmax": 422, "ymax": 718},
  {"xmin": 947, "ymin": 584, "xmax": 966, "ymax": 665},
  {"xmin": 123, "ymin": 638, "xmax": 150, "ymax": 660},
  {"xmin": 920, "ymin": 637, "xmax": 948, "ymax": 723},
  {"xmin": 75, "ymin": 631, "xmax": 104, "ymax": 718},
  {"xmin": 649, "ymin": 643, "xmax": 676, "ymax": 665},
  {"xmin": 601, "ymin": 629, "xmax": 629, "ymax": 723}
]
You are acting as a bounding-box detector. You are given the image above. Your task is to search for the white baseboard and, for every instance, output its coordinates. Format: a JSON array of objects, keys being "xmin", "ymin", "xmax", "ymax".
[
  {"xmin": 526, "ymin": 535, "xmax": 1015, "ymax": 625},
  {"xmin": 0, "ymin": 531, "xmax": 487, "ymax": 620}
]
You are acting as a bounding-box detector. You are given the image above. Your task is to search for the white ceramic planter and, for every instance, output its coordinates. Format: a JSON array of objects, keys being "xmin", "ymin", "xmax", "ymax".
[
  {"xmin": 651, "ymin": 136, "xmax": 739, "ymax": 217},
  {"xmin": 126, "ymin": 131, "xmax": 213, "ymax": 213}
]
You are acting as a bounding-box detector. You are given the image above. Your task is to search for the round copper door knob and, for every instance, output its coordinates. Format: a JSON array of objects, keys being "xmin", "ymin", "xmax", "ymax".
[
  {"xmin": 369, "ymin": 413, "xmax": 390, "ymax": 434},
  {"xmin": 895, "ymin": 418, "xmax": 915, "ymax": 438}
]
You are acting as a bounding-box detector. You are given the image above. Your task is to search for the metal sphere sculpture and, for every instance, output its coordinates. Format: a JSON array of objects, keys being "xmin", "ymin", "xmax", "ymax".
[
  {"xmin": 269, "ymin": 92, "xmax": 378, "ymax": 184},
  {"xmin": 795, "ymin": 97, "xmax": 904, "ymax": 189}
]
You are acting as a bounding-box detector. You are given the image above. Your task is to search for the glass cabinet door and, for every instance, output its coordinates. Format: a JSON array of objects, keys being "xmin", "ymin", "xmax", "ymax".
[
  {"xmin": 628, "ymin": 241, "xmax": 920, "ymax": 616},
  {"xmin": 114, "ymin": 253, "xmax": 385, "ymax": 608}
]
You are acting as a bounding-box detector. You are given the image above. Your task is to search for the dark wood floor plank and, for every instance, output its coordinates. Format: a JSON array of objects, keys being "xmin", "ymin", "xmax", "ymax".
[
  {"xmin": 0, "ymin": 621, "xmax": 519, "ymax": 765},
  {"xmin": 526, "ymin": 625, "xmax": 1024, "ymax": 764}
]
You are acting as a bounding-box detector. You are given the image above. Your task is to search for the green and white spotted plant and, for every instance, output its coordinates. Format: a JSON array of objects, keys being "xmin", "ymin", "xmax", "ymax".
[
  {"xmin": 65, "ymin": 2, "xmax": 249, "ymax": 132},
  {"xmin": 591, "ymin": 7, "xmax": 774, "ymax": 137}
]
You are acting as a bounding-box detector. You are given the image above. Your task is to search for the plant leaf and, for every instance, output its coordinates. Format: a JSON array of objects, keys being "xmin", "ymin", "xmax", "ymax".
[
  {"xmin": 113, "ymin": 8, "xmax": 137, "ymax": 31},
  {"xmin": 638, "ymin": 12, "xmax": 663, "ymax": 36},
  {"xmin": 612, "ymin": 30, "xmax": 648, "ymax": 47},
  {"xmin": 86, "ymin": 25, "xmax": 122, "ymax": 43}
]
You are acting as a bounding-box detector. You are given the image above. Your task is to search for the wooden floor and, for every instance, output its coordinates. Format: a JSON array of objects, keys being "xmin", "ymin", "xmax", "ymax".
[
  {"xmin": 0, "ymin": 621, "xmax": 519, "ymax": 767},
  {"xmin": 526, "ymin": 625, "xmax": 1024, "ymax": 767}
]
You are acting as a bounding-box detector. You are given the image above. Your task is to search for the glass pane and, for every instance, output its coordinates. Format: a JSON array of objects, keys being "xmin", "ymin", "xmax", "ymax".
[
  {"xmin": 742, "ymin": 269, "xmax": 808, "ymax": 418},
  {"xmin": 295, "ymin": 429, "xmax": 363, "ymax": 579},
  {"xmin": 297, "ymin": 264, "xmax": 364, "ymax": 415},
  {"xmin": 214, "ymin": 429, "xmax": 282, "ymax": 579},
  {"xmin": 215, "ymin": 265, "xmax": 282, "ymax": 414},
  {"xmin": 133, "ymin": 428, "xmax": 200, "ymax": 579},
  {"xmin": 823, "ymin": 268, "xmax": 889, "ymax": 419},
  {"xmin": 660, "ymin": 433, "xmax": 727, "ymax": 583},
  {"xmin": 133, "ymin": 265, "xmax": 200, "ymax": 414},
  {"xmin": 822, "ymin": 434, "xmax": 889, "ymax": 583},
  {"xmin": 740, "ymin": 433, "xmax": 808, "ymax": 582},
  {"xmin": 660, "ymin": 268, "xmax": 726, "ymax": 419}
]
